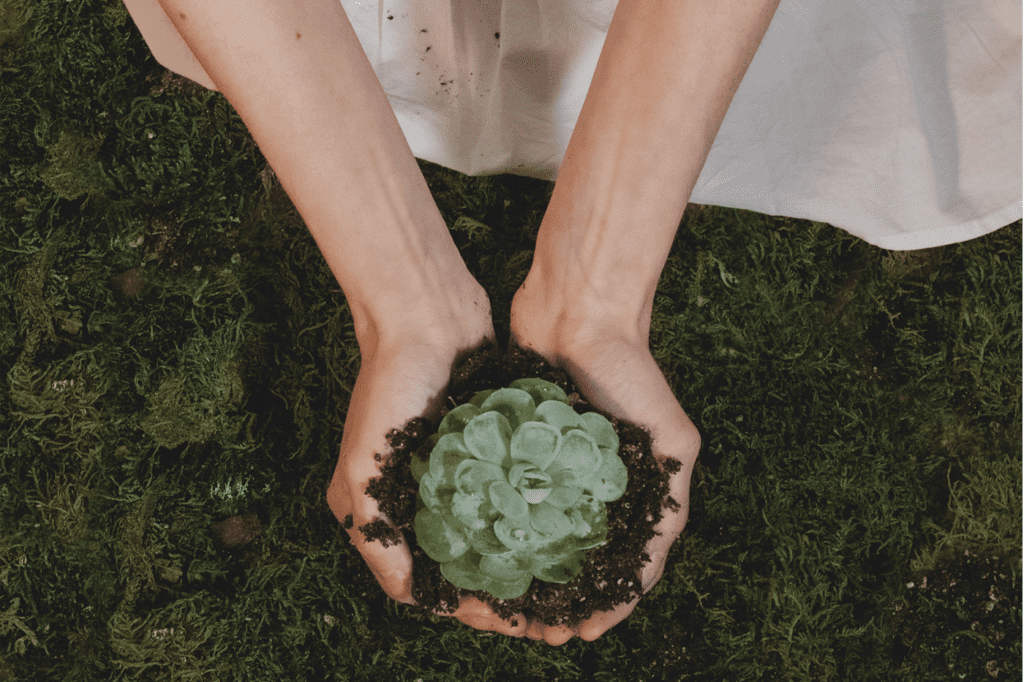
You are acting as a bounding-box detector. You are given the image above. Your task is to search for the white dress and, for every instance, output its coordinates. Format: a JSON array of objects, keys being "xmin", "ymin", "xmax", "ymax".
[{"xmin": 125, "ymin": 0, "xmax": 1021, "ymax": 251}]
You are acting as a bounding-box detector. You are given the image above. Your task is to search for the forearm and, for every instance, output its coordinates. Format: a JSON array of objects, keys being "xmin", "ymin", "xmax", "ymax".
[
  {"xmin": 533, "ymin": 0, "xmax": 780, "ymax": 334},
  {"xmin": 153, "ymin": 0, "xmax": 476, "ymax": 345}
]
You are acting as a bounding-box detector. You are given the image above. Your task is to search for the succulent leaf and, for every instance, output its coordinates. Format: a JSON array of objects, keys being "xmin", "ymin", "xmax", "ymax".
[
  {"xmin": 533, "ymin": 399, "xmax": 585, "ymax": 433},
  {"xmin": 411, "ymin": 452, "xmax": 429, "ymax": 484},
  {"xmin": 419, "ymin": 470, "xmax": 454, "ymax": 513},
  {"xmin": 494, "ymin": 515, "xmax": 539, "ymax": 551},
  {"xmin": 589, "ymin": 446, "xmax": 630, "ymax": 502},
  {"xmin": 531, "ymin": 548, "xmax": 585, "ymax": 584},
  {"xmin": 507, "ymin": 462, "xmax": 530, "ymax": 488},
  {"xmin": 479, "ymin": 387, "xmax": 536, "ymax": 432},
  {"xmin": 580, "ymin": 411, "xmax": 619, "ymax": 451},
  {"xmin": 415, "ymin": 507, "xmax": 470, "ymax": 563},
  {"xmin": 488, "ymin": 480, "xmax": 528, "ymax": 521},
  {"xmin": 520, "ymin": 486, "xmax": 551, "ymax": 504},
  {"xmin": 575, "ymin": 529, "xmax": 608, "ymax": 550},
  {"xmin": 482, "ymin": 571, "xmax": 534, "ymax": 600},
  {"xmin": 451, "ymin": 490, "xmax": 492, "ymax": 530},
  {"xmin": 412, "ymin": 377, "xmax": 628, "ymax": 600},
  {"xmin": 454, "ymin": 458, "xmax": 504, "ymax": 497},
  {"xmin": 509, "ymin": 378, "xmax": 570, "ymax": 407},
  {"xmin": 439, "ymin": 403, "xmax": 482, "ymax": 436},
  {"xmin": 440, "ymin": 549, "xmax": 487, "ymax": 591},
  {"xmin": 509, "ymin": 463, "xmax": 555, "ymax": 504},
  {"xmin": 429, "ymin": 432, "xmax": 472, "ymax": 483},
  {"xmin": 467, "ymin": 526, "xmax": 508, "ymax": 555},
  {"xmin": 570, "ymin": 494, "xmax": 609, "ymax": 548},
  {"xmin": 463, "ymin": 411, "xmax": 513, "ymax": 467},
  {"xmin": 469, "ymin": 389, "xmax": 497, "ymax": 408},
  {"xmin": 547, "ymin": 429, "xmax": 602, "ymax": 483},
  {"xmin": 542, "ymin": 469, "xmax": 584, "ymax": 510},
  {"xmin": 510, "ymin": 421, "xmax": 561, "ymax": 470},
  {"xmin": 480, "ymin": 551, "xmax": 531, "ymax": 582},
  {"xmin": 519, "ymin": 468, "xmax": 552, "ymax": 486},
  {"xmin": 529, "ymin": 502, "xmax": 573, "ymax": 540}
]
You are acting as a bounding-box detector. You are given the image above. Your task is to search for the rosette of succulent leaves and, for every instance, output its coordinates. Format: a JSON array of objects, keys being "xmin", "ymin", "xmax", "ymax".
[{"xmin": 411, "ymin": 378, "xmax": 629, "ymax": 600}]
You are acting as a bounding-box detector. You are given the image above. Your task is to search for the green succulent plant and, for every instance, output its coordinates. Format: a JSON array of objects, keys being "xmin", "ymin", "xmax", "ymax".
[{"xmin": 411, "ymin": 378, "xmax": 629, "ymax": 601}]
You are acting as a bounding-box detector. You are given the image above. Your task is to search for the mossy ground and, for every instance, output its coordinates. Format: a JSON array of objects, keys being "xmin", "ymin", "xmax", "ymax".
[{"xmin": 0, "ymin": 0, "xmax": 1020, "ymax": 680}]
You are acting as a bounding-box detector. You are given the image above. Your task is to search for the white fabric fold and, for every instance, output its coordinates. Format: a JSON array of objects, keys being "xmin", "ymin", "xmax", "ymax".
[
  {"xmin": 343, "ymin": 0, "xmax": 1020, "ymax": 250},
  {"xmin": 126, "ymin": 0, "xmax": 1022, "ymax": 250}
]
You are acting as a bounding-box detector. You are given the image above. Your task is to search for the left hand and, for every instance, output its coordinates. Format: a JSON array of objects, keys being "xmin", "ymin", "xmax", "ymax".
[{"xmin": 508, "ymin": 292, "xmax": 701, "ymax": 645}]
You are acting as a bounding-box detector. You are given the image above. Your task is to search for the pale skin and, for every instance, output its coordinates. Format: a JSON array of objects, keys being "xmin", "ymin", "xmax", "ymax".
[{"xmin": 154, "ymin": 0, "xmax": 780, "ymax": 646}]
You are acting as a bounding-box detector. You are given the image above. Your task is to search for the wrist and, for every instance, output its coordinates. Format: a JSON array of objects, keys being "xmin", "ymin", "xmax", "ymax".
[
  {"xmin": 530, "ymin": 209, "xmax": 664, "ymax": 344},
  {"xmin": 515, "ymin": 254, "xmax": 656, "ymax": 357},
  {"xmin": 345, "ymin": 259, "xmax": 492, "ymax": 352}
]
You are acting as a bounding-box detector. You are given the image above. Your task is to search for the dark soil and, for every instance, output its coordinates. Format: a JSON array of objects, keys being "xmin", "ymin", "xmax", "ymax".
[{"xmin": 342, "ymin": 336, "xmax": 681, "ymax": 629}]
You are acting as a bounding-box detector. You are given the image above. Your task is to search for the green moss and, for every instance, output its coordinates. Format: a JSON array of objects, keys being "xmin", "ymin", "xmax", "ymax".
[
  {"xmin": 29, "ymin": 130, "xmax": 111, "ymax": 202},
  {"xmin": 0, "ymin": 0, "xmax": 1019, "ymax": 679}
]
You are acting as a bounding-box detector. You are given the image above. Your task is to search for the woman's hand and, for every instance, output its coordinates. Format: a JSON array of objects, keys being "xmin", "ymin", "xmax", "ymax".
[
  {"xmin": 325, "ymin": 298, "xmax": 530, "ymax": 638},
  {"xmin": 509, "ymin": 274, "xmax": 701, "ymax": 645}
]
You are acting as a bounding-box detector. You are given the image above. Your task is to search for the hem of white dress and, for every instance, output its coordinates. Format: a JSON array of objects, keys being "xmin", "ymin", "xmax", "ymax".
[{"xmin": 867, "ymin": 202, "xmax": 1022, "ymax": 252}]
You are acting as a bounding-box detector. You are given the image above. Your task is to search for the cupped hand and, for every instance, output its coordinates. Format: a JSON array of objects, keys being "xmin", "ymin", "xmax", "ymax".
[
  {"xmin": 325, "ymin": 316, "xmax": 529, "ymax": 638},
  {"xmin": 510, "ymin": 290, "xmax": 702, "ymax": 645}
]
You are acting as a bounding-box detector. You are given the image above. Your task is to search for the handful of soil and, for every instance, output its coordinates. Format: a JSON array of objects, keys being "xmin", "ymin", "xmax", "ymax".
[{"xmin": 344, "ymin": 337, "xmax": 682, "ymax": 630}]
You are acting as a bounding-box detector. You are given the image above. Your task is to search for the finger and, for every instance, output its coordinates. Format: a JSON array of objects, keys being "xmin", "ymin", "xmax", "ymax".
[
  {"xmin": 657, "ymin": 451, "xmax": 695, "ymax": 532},
  {"xmin": 329, "ymin": 454, "xmax": 416, "ymax": 605},
  {"xmin": 348, "ymin": 509, "xmax": 415, "ymax": 604},
  {"xmin": 576, "ymin": 593, "xmax": 642, "ymax": 642},
  {"xmin": 443, "ymin": 596, "xmax": 529, "ymax": 637},
  {"xmin": 525, "ymin": 620, "xmax": 575, "ymax": 646},
  {"xmin": 640, "ymin": 453, "xmax": 696, "ymax": 579},
  {"xmin": 544, "ymin": 625, "xmax": 576, "ymax": 646},
  {"xmin": 641, "ymin": 555, "xmax": 666, "ymax": 594}
]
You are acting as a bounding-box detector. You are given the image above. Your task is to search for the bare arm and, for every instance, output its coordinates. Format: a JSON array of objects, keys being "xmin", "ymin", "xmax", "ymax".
[
  {"xmin": 151, "ymin": 0, "xmax": 487, "ymax": 350},
  {"xmin": 123, "ymin": 0, "xmax": 218, "ymax": 91},
  {"xmin": 529, "ymin": 0, "xmax": 782, "ymax": 343}
]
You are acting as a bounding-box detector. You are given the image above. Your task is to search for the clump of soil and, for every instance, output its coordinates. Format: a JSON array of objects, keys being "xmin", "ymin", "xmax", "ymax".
[
  {"xmin": 209, "ymin": 514, "xmax": 264, "ymax": 550},
  {"xmin": 342, "ymin": 337, "xmax": 681, "ymax": 629}
]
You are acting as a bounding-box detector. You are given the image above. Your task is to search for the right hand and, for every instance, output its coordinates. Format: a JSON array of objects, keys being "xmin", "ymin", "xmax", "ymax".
[
  {"xmin": 325, "ymin": 308, "xmax": 530, "ymax": 638},
  {"xmin": 509, "ymin": 271, "xmax": 702, "ymax": 645}
]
